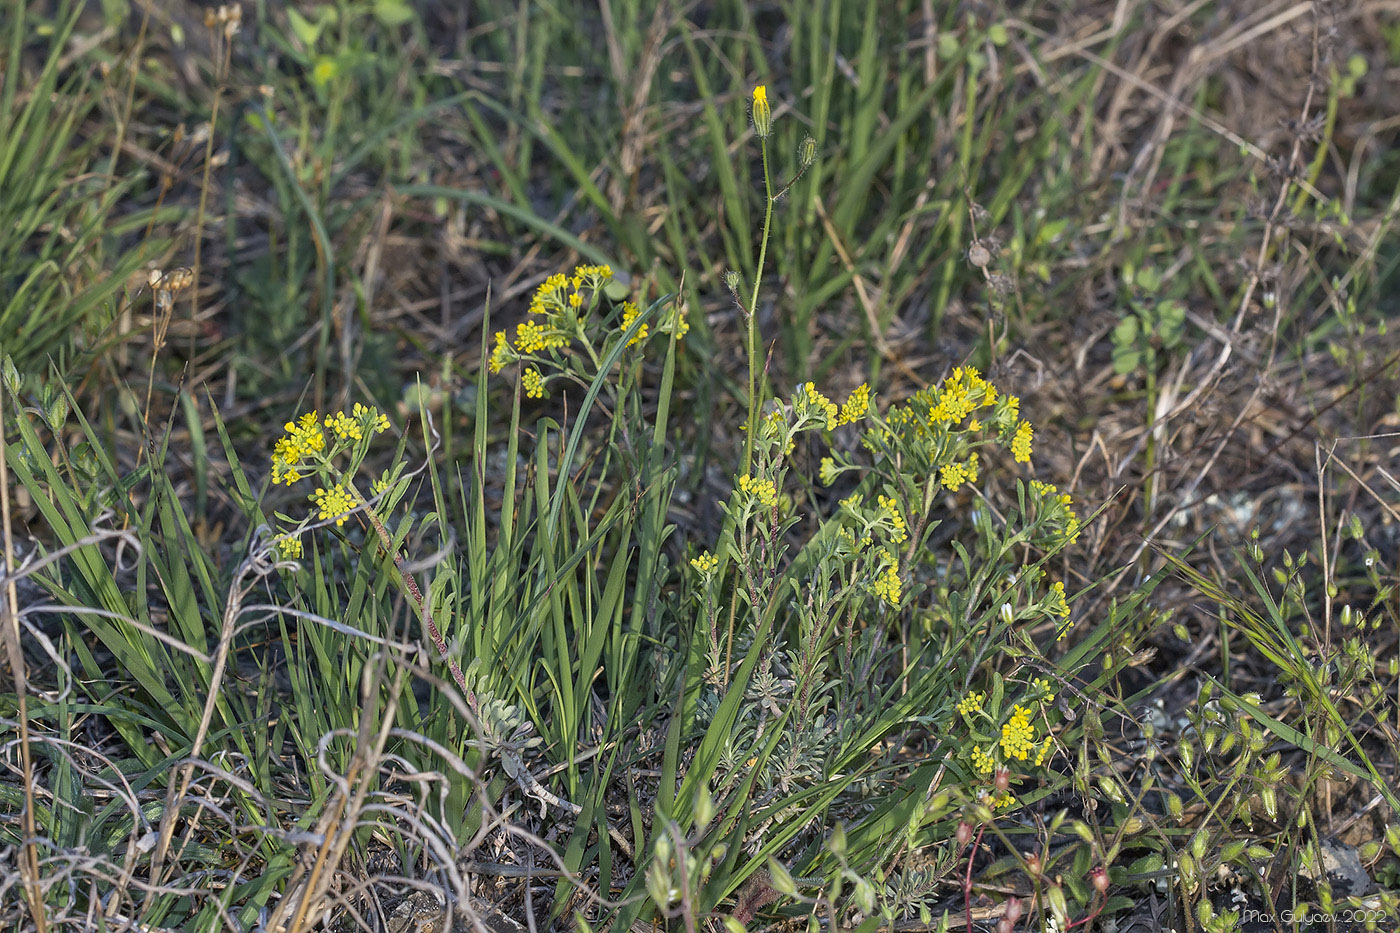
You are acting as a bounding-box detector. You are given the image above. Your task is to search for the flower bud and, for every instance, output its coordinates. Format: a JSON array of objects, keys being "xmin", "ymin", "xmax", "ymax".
[
  {"xmin": 994, "ymin": 767, "xmax": 1010, "ymax": 794},
  {"xmin": 724, "ymin": 270, "xmax": 742, "ymax": 294},
  {"xmin": 751, "ymin": 85, "xmax": 772, "ymax": 139},
  {"xmin": 1024, "ymin": 852, "xmax": 1042, "ymax": 877},
  {"xmin": 1004, "ymin": 896, "xmax": 1024, "ymax": 924},
  {"xmin": 1091, "ymin": 866, "xmax": 1109, "ymax": 894},
  {"xmin": 798, "ymin": 135, "xmax": 816, "ymax": 167},
  {"xmin": 956, "ymin": 820, "xmax": 973, "ymax": 847}
]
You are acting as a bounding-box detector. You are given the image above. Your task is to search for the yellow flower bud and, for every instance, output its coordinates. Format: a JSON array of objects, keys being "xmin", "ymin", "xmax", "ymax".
[{"xmin": 751, "ymin": 85, "xmax": 772, "ymax": 139}]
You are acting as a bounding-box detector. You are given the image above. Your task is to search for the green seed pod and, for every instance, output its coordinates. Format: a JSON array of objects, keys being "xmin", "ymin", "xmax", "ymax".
[{"xmin": 799, "ymin": 135, "xmax": 816, "ymax": 167}]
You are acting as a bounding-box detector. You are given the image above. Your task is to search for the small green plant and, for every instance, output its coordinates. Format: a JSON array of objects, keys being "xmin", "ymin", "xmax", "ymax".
[{"xmin": 1111, "ymin": 264, "xmax": 1188, "ymax": 377}]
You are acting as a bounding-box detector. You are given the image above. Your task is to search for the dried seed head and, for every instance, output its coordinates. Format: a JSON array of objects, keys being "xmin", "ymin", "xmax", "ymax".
[{"xmin": 968, "ymin": 241, "xmax": 992, "ymax": 269}]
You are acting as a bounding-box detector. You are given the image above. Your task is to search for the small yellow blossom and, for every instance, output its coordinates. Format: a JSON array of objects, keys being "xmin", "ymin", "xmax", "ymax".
[
  {"xmin": 1048, "ymin": 581, "xmax": 1070, "ymax": 618},
  {"xmin": 1034, "ymin": 735, "xmax": 1054, "ymax": 767},
  {"xmin": 277, "ymin": 536, "xmax": 303, "ymax": 560},
  {"xmin": 690, "ymin": 552, "xmax": 718, "ymax": 575},
  {"xmin": 489, "ymin": 331, "xmax": 512, "ymax": 373},
  {"xmin": 801, "ymin": 382, "xmax": 838, "ymax": 430},
  {"xmin": 877, "ymin": 495, "xmax": 908, "ymax": 543},
  {"xmin": 837, "ymin": 383, "xmax": 871, "ymax": 425},
  {"xmin": 751, "ymin": 85, "xmax": 772, "ymax": 138},
  {"xmin": 311, "ymin": 484, "xmax": 358, "ymax": 527},
  {"xmin": 940, "ymin": 460, "xmax": 971, "ymax": 491},
  {"xmin": 515, "ymin": 319, "xmax": 549, "ymax": 354},
  {"xmin": 522, "ymin": 368, "xmax": 546, "ymax": 399},
  {"xmin": 819, "ymin": 456, "xmax": 838, "ymax": 486},
  {"xmin": 738, "ymin": 473, "xmax": 778, "ymax": 508},
  {"xmin": 620, "ymin": 302, "xmax": 649, "ymax": 346},
  {"xmin": 325, "ymin": 410, "xmax": 363, "ymax": 441},
  {"xmin": 1000, "ymin": 705, "xmax": 1037, "ymax": 761},
  {"xmin": 956, "ymin": 691, "xmax": 984, "ymax": 717},
  {"xmin": 1011, "ymin": 420, "xmax": 1034, "ymax": 463},
  {"xmin": 970, "ymin": 746, "xmax": 995, "ymax": 776},
  {"xmin": 870, "ymin": 554, "xmax": 902, "ymax": 607}
]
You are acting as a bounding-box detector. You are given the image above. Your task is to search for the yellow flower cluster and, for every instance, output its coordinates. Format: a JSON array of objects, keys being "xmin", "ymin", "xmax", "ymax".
[
  {"xmin": 990, "ymin": 790, "xmax": 1017, "ymax": 810},
  {"xmin": 956, "ymin": 691, "xmax": 984, "ymax": 717},
  {"xmin": 870, "ymin": 555, "xmax": 902, "ymax": 606},
  {"xmin": 738, "ymin": 474, "xmax": 778, "ymax": 508},
  {"xmin": 971, "ymin": 746, "xmax": 995, "ymax": 776},
  {"xmin": 877, "ymin": 495, "xmax": 907, "ymax": 543},
  {"xmin": 277, "ymin": 536, "xmax": 303, "ymax": 560},
  {"xmin": 488, "ymin": 331, "xmax": 514, "ymax": 373},
  {"xmin": 1032, "ymin": 677, "xmax": 1056, "ymax": 703},
  {"xmin": 522, "ymin": 368, "xmax": 545, "ymax": 399},
  {"xmin": 801, "ymin": 382, "xmax": 838, "ymax": 430},
  {"xmin": 1032, "ymin": 479, "xmax": 1081, "ymax": 542},
  {"xmin": 1034, "ymin": 735, "xmax": 1053, "ymax": 767},
  {"xmin": 690, "ymin": 552, "xmax": 718, "ymax": 575},
  {"xmin": 311, "ymin": 483, "xmax": 357, "ymax": 527},
  {"xmin": 271, "ymin": 412, "xmax": 326, "ymax": 485},
  {"xmin": 939, "ymin": 453, "xmax": 980, "ymax": 492},
  {"xmin": 1011, "ymin": 421, "xmax": 1034, "ymax": 463},
  {"xmin": 837, "ymin": 383, "xmax": 871, "ymax": 425},
  {"xmin": 515, "ymin": 319, "xmax": 566, "ymax": 355},
  {"xmin": 324, "ymin": 403, "xmax": 389, "ymax": 442},
  {"xmin": 620, "ymin": 302, "xmax": 649, "ymax": 346},
  {"xmin": 819, "ymin": 456, "xmax": 839, "ymax": 486},
  {"xmin": 929, "ymin": 367, "xmax": 993, "ymax": 424},
  {"xmin": 1048, "ymin": 581, "xmax": 1070, "ymax": 617},
  {"xmin": 999, "ymin": 704, "xmax": 1037, "ymax": 761}
]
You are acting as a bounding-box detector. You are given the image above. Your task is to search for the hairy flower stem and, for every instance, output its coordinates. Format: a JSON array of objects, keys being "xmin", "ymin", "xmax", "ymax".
[{"xmin": 741, "ymin": 138, "xmax": 774, "ymax": 475}]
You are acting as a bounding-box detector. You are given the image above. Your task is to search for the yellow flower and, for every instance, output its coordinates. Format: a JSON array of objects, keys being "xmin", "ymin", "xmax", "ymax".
[
  {"xmin": 751, "ymin": 84, "xmax": 772, "ymax": 138},
  {"xmin": 818, "ymin": 456, "xmax": 838, "ymax": 486},
  {"xmin": 999, "ymin": 705, "xmax": 1037, "ymax": 761},
  {"xmin": 489, "ymin": 331, "xmax": 513, "ymax": 373},
  {"xmin": 277, "ymin": 536, "xmax": 303, "ymax": 560},
  {"xmin": 1011, "ymin": 420, "xmax": 1034, "ymax": 463},
  {"xmin": 621, "ymin": 302, "xmax": 649, "ymax": 346},
  {"xmin": 1048, "ymin": 581, "xmax": 1070, "ymax": 618},
  {"xmin": 271, "ymin": 411, "xmax": 326, "ymax": 485},
  {"xmin": 1034, "ymin": 735, "xmax": 1054, "ymax": 767},
  {"xmin": 870, "ymin": 553, "xmax": 902, "ymax": 607},
  {"xmin": 956, "ymin": 691, "xmax": 984, "ymax": 717},
  {"xmin": 970, "ymin": 746, "xmax": 995, "ymax": 776},
  {"xmin": 690, "ymin": 552, "xmax": 718, "ymax": 575},
  {"xmin": 515, "ymin": 320, "xmax": 549, "ymax": 354},
  {"xmin": 522, "ymin": 367, "xmax": 546, "ymax": 399},
  {"xmin": 940, "ymin": 460, "xmax": 971, "ymax": 491},
  {"xmin": 311, "ymin": 484, "xmax": 358, "ymax": 527},
  {"xmin": 738, "ymin": 473, "xmax": 778, "ymax": 508},
  {"xmin": 877, "ymin": 495, "xmax": 908, "ymax": 543},
  {"xmin": 836, "ymin": 383, "xmax": 871, "ymax": 425}
]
